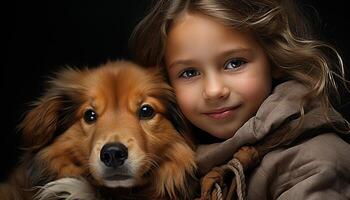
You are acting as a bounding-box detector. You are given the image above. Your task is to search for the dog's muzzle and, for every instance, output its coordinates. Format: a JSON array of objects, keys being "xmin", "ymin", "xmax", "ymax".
[
  {"xmin": 99, "ymin": 142, "xmax": 135, "ymax": 184},
  {"xmin": 100, "ymin": 142, "xmax": 128, "ymax": 168}
]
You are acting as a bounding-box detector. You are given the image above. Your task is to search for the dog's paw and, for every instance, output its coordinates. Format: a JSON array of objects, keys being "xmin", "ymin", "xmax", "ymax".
[{"xmin": 34, "ymin": 177, "xmax": 100, "ymax": 200}]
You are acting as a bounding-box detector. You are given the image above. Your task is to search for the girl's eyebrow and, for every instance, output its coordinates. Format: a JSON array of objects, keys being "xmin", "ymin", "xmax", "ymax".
[
  {"xmin": 168, "ymin": 59, "xmax": 198, "ymax": 69},
  {"xmin": 219, "ymin": 48, "xmax": 255, "ymax": 58},
  {"xmin": 168, "ymin": 48, "xmax": 254, "ymax": 69}
]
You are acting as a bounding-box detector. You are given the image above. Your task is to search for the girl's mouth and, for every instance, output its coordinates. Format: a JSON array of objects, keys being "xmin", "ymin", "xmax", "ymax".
[{"xmin": 204, "ymin": 105, "xmax": 240, "ymax": 119}]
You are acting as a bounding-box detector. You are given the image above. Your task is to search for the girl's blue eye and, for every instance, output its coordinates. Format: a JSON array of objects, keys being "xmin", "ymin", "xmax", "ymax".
[
  {"xmin": 225, "ymin": 59, "xmax": 246, "ymax": 70},
  {"xmin": 179, "ymin": 69, "xmax": 200, "ymax": 79}
]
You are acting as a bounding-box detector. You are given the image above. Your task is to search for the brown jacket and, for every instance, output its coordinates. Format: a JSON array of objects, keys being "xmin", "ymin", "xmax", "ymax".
[{"xmin": 196, "ymin": 81, "xmax": 350, "ymax": 199}]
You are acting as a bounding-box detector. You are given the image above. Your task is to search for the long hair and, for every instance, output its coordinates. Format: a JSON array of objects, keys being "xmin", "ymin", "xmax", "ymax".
[{"xmin": 129, "ymin": 0, "xmax": 349, "ymax": 130}]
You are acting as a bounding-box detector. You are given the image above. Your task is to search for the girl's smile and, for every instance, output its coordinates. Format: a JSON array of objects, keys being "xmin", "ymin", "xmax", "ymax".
[{"xmin": 203, "ymin": 105, "xmax": 241, "ymax": 120}]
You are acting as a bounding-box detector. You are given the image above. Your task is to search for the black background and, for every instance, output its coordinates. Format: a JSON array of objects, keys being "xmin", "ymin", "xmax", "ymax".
[{"xmin": 2, "ymin": 0, "xmax": 350, "ymax": 180}]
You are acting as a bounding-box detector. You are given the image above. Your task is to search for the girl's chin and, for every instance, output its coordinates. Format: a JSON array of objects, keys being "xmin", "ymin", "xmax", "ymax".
[{"xmin": 209, "ymin": 130, "xmax": 236, "ymax": 140}]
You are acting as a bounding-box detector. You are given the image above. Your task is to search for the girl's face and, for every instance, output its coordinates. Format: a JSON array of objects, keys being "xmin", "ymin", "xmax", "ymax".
[{"xmin": 165, "ymin": 13, "xmax": 272, "ymax": 139}]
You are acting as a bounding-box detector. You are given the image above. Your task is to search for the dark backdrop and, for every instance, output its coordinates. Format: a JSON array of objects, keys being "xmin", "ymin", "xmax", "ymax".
[{"xmin": 2, "ymin": 0, "xmax": 350, "ymax": 180}]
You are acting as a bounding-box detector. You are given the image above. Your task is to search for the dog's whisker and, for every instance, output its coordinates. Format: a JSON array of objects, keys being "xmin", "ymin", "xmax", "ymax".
[
  {"xmin": 143, "ymin": 153, "xmax": 160, "ymax": 169},
  {"xmin": 87, "ymin": 163, "xmax": 99, "ymax": 175},
  {"xmin": 145, "ymin": 152, "xmax": 162, "ymax": 161}
]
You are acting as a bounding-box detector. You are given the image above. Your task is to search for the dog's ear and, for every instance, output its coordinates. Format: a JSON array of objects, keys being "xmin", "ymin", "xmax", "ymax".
[
  {"xmin": 18, "ymin": 68, "xmax": 85, "ymax": 151},
  {"xmin": 146, "ymin": 68, "xmax": 195, "ymax": 145},
  {"xmin": 163, "ymin": 92, "xmax": 189, "ymax": 135},
  {"xmin": 154, "ymin": 82, "xmax": 196, "ymax": 146}
]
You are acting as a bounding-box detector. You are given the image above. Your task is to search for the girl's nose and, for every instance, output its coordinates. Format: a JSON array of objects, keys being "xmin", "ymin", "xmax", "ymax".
[{"xmin": 202, "ymin": 75, "xmax": 230, "ymax": 100}]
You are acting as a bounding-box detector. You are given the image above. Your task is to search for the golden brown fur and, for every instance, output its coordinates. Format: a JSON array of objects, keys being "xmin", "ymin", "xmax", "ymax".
[{"xmin": 0, "ymin": 61, "xmax": 197, "ymax": 200}]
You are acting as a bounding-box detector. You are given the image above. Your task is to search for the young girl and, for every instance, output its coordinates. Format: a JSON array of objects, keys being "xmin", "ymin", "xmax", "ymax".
[{"xmin": 130, "ymin": 0, "xmax": 350, "ymax": 199}]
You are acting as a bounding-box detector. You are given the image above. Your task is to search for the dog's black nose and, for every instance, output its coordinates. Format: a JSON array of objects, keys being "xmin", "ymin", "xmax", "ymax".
[{"xmin": 100, "ymin": 143, "xmax": 128, "ymax": 168}]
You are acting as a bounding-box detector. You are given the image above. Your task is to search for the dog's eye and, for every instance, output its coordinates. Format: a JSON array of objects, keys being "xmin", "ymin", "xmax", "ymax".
[
  {"xmin": 139, "ymin": 104, "xmax": 155, "ymax": 120},
  {"xmin": 84, "ymin": 109, "xmax": 98, "ymax": 124}
]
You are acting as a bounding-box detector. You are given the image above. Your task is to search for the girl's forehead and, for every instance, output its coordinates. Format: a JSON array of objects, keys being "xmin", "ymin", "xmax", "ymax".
[
  {"xmin": 170, "ymin": 12, "xmax": 220, "ymax": 30},
  {"xmin": 169, "ymin": 12, "xmax": 254, "ymax": 41},
  {"xmin": 165, "ymin": 12, "xmax": 262, "ymax": 60}
]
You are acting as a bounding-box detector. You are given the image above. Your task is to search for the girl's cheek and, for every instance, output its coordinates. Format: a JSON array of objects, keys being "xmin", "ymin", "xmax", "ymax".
[
  {"xmin": 245, "ymin": 79, "xmax": 271, "ymax": 110},
  {"xmin": 174, "ymin": 86, "xmax": 196, "ymax": 109}
]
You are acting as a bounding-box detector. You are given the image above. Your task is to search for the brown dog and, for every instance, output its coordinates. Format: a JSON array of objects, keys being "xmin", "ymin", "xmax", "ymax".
[{"xmin": 0, "ymin": 61, "xmax": 197, "ymax": 199}]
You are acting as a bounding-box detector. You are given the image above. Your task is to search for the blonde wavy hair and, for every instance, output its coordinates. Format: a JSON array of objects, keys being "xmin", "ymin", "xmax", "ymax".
[{"xmin": 130, "ymin": 0, "xmax": 348, "ymax": 128}]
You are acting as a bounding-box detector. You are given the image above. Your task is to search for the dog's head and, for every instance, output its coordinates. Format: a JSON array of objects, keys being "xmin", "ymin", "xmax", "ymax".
[{"xmin": 19, "ymin": 61, "xmax": 196, "ymax": 198}]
